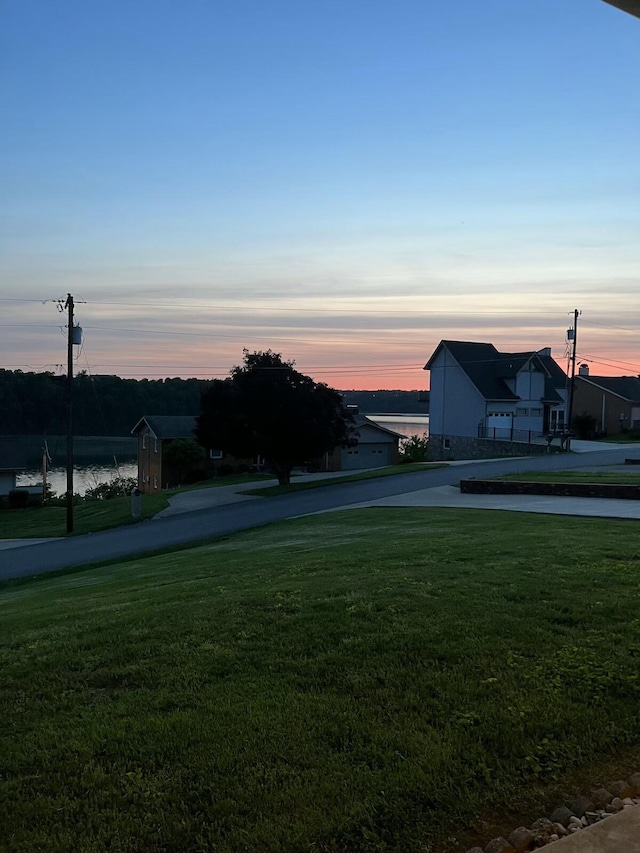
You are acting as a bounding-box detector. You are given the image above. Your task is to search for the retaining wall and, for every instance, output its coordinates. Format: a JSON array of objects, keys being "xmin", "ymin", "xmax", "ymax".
[{"xmin": 429, "ymin": 434, "xmax": 554, "ymax": 462}]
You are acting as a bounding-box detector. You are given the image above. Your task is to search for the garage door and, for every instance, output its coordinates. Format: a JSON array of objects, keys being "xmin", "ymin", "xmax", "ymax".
[{"xmin": 342, "ymin": 444, "xmax": 391, "ymax": 470}]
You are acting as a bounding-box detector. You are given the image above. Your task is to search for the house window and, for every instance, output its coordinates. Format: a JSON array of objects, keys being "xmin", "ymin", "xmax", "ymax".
[
  {"xmin": 515, "ymin": 408, "xmax": 529, "ymax": 417},
  {"xmin": 209, "ymin": 449, "xmax": 223, "ymax": 460},
  {"xmin": 153, "ymin": 474, "xmax": 158, "ymax": 489},
  {"xmin": 443, "ymin": 438, "xmax": 451, "ymax": 450},
  {"xmin": 530, "ymin": 408, "xmax": 542, "ymax": 416},
  {"xmin": 142, "ymin": 433, "xmax": 147, "ymax": 449},
  {"xmin": 142, "ymin": 467, "xmax": 147, "ymax": 483},
  {"xmin": 154, "ymin": 438, "xmax": 158, "ymax": 454}
]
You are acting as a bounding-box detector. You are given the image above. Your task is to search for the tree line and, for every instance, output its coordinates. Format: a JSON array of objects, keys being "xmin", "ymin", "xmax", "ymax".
[{"xmin": 0, "ymin": 368, "xmax": 428, "ymax": 436}]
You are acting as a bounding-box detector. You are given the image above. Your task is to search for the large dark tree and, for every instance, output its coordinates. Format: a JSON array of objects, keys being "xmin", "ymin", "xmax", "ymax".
[{"xmin": 196, "ymin": 350, "xmax": 356, "ymax": 485}]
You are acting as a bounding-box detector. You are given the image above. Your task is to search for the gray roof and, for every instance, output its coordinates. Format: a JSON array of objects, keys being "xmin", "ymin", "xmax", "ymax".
[
  {"xmin": 425, "ymin": 340, "xmax": 566, "ymax": 404},
  {"xmin": 577, "ymin": 375, "xmax": 640, "ymax": 402},
  {"xmin": 131, "ymin": 415, "xmax": 198, "ymax": 439},
  {"xmin": 0, "ymin": 438, "xmax": 27, "ymax": 471},
  {"xmin": 357, "ymin": 416, "xmax": 404, "ymax": 439}
]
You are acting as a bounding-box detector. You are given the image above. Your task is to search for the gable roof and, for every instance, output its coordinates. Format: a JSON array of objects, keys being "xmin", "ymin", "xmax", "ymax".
[
  {"xmin": 357, "ymin": 416, "xmax": 404, "ymax": 440},
  {"xmin": 131, "ymin": 415, "xmax": 197, "ymax": 439},
  {"xmin": 424, "ymin": 340, "xmax": 566, "ymax": 403},
  {"xmin": 576, "ymin": 375, "xmax": 640, "ymax": 403},
  {"xmin": 0, "ymin": 437, "xmax": 27, "ymax": 472}
]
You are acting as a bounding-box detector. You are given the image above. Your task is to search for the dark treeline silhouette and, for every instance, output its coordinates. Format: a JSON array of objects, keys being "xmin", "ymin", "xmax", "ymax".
[
  {"xmin": 0, "ymin": 369, "xmax": 428, "ymax": 436},
  {"xmin": 340, "ymin": 389, "xmax": 428, "ymax": 414},
  {"xmin": 0, "ymin": 370, "xmax": 211, "ymax": 436}
]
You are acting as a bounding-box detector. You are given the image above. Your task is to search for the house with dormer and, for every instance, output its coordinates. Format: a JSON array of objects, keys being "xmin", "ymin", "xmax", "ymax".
[{"xmin": 424, "ymin": 340, "xmax": 568, "ymax": 459}]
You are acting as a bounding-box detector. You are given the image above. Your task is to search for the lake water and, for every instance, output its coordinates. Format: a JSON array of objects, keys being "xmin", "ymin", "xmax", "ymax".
[
  {"xmin": 366, "ymin": 414, "xmax": 429, "ymax": 439},
  {"xmin": 17, "ymin": 462, "xmax": 138, "ymax": 498}
]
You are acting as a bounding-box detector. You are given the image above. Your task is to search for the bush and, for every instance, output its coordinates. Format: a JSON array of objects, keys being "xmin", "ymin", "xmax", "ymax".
[
  {"xmin": 572, "ymin": 411, "xmax": 597, "ymax": 440},
  {"xmin": 8, "ymin": 490, "xmax": 30, "ymax": 509},
  {"xmin": 400, "ymin": 433, "xmax": 430, "ymax": 463},
  {"xmin": 84, "ymin": 476, "xmax": 138, "ymax": 501},
  {"xmin": 216, "ymin": 463, "xmax": 250, "ymax": 477}
]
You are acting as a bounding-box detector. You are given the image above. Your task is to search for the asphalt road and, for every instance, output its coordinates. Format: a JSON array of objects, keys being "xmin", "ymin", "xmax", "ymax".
[{"xmin": 1, "ymin": 447, "xmax": 638, "ymax": 581}]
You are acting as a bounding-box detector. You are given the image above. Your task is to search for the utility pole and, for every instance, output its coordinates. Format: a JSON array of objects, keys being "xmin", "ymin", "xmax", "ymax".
[
  {"xmin": 565, "ymin": 309, "xmax": 580, "ymax": 452},
  {"xmin": 65, "ymin": 293, "xmax": 75, "ymax": 533}
]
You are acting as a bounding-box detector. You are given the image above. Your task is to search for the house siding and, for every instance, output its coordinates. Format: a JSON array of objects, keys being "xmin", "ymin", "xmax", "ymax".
[
  {"xmin": 137, "ymin": 428, "xmax": 162, "ymax": 493},
  {"xmin": 573, "ymin": 378, "xmax": 635, "ymax": 435},
  {"xmin": 429, "ymin": 347, "xmax": 486, "ymax": 438},
  {"xmin": 0, "ymin": 472, "xmax": 17, "ymax": 496}
]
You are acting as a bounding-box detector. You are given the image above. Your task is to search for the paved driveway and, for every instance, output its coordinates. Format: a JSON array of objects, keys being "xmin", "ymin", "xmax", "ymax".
[{"xmin": 1, "ymin": 446, "xmax": 638, "ymax": 581}]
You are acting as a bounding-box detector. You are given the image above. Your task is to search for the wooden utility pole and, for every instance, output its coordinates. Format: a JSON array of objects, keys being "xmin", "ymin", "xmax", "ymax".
[
  {"xmin": 566, "ymin": 309, "xmax": 580, "ymax": 451},
  {"xmin": 65, "ymin": 293, "xmax": 75, "ymax": 533}
]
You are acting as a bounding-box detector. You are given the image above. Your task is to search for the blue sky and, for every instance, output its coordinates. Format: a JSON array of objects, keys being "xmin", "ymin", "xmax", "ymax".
[{"xmin": 1, "ymin": 0, "xmax": 638, "ymax": 389}]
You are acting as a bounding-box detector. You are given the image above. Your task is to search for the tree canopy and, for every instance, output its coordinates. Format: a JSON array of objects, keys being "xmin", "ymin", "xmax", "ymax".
[
  {"xmin": 0, "ymin": 369, "xmax": 211, "ymax": 436},
  {"xmin": 196, "ymin": 350, "xmax": 356, "ymax": 485}
]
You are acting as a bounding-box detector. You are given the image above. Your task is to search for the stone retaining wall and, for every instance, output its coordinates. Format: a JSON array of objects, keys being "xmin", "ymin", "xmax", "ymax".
[
  {"xmin": 460, "ymin": 479, "xmax": 640, "ymax": 500},
  {"xmin": 429, "ymin": 434, "xmax": 553, "ymax": 462}
]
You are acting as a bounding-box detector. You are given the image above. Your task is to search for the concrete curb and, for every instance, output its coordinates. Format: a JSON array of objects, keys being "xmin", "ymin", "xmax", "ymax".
[{"xmin": 549, "ymin": 806, "xmax": 640, "ymax": 852}]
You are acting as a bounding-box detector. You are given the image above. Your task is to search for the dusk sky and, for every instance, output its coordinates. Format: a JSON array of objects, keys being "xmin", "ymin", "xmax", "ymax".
[{"xmin": 1, "ymin": 0, "xmax": 638, "ymax": 390}]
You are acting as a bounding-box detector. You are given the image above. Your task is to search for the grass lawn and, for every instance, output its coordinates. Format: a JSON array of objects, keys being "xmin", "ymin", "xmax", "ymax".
[
  {"xmin": 0, "ymin": 474, "xmax": 274, "ymax": 539},
  {"xmin": 0, "ymin": 491, "xmax": 170, "ymax": 539},
  {"xmin": 243, "ymin": 462, "xmax": 445, "ymax": 496},
  {"xmin": 2, "ymin": 508, "xmax": 640, "ymax": 851}
]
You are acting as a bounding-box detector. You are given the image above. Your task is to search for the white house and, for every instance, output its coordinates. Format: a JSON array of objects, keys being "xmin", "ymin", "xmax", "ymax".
[{"xmin": 425, "ymin": 340, "xmax": 567, "ymax": 459}]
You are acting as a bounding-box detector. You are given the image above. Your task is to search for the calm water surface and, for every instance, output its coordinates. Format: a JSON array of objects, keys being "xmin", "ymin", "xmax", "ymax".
[
  {"xmin": 366, "ymin": 414, "xmax": 429, "ymax": 439},
  {"xmin": 17, "ymin": 462, "xmax": 138, "ymax": 497}
]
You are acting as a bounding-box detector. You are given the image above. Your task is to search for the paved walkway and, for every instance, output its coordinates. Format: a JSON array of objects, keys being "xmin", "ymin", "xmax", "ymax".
[
  {"xmin": 337, "ymin": 481, "xmax": 640, "ymax": 520},
  {"xmin": 154, "ymin": 470, "xmax": 359, "ymax": 517},
  {"xmin": 550, "ymin": 807, "xmax": 640, "ymax": 852}
]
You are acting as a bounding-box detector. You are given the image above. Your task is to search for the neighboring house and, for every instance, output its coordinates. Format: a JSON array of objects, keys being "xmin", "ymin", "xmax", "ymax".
[
  {"xmin": 573, "ymin": 367, "xmax": 640, "ymax": 436},
  {"xmin": 131, "ymin": 415, "xmax": 228, "ymax": 493},
  {"xmin": 425, "ymin": 340, "xmax": 567, "ymax": 460},
  {"xmin": 319, "ymin": 417, "xmax": 402, "ymax": 471},
  {"xmin": 0, "ymin": 437, "xmax": 27, "ymax": 497}
]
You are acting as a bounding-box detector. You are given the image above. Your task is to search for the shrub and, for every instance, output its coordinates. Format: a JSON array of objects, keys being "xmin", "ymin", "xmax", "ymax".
[
  {"xmin": 8, "ymin": 490, "xmax": 30, "ymax": 509},
  {"xmin": 84, "ymin": 476, "xmax": 138, "ymax": 501},
  {"xmin": 400, "ymin": 433, "xmax": 430, "ymax": 463},
  {"xmin": 572, "ymin": 411, "xmax": 597, "ymax": 440}
]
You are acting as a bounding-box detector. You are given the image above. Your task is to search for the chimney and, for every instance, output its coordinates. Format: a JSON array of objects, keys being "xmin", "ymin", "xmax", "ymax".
[{"xmin": 578, "ymin": 363, "xmax": 589, "ymax": 376}]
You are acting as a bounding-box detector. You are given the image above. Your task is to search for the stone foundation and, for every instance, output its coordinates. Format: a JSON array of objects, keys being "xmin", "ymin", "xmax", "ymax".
[{"xmin": 429, "ymin": 434, "xmax": 554, "ymax": 462}]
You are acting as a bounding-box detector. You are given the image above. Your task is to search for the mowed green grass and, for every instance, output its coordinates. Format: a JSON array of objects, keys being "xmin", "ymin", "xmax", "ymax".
[
  {"xmin": 0, "ymin": 491, "xmax": 170, "ymax": 538},
  {"xmin": 2, "ymin": 508, "xmax": 640, "ymax": 852},
  {"xmin": 0, "ymin": 474, "xmax": 274, "ymax": 539},
  {"xmin": 243, "ymin": 463, "xmax": 445, "ymax": 497}
]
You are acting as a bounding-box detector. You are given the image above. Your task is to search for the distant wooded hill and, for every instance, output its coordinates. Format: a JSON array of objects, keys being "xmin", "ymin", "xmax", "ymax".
[
  {"xmin": 0, "ymin": 370, "xmax": 428, "ymax": 436},
  {"xmin": 340, "ymin": 390, "xmax": 429, "ymax": 414}
]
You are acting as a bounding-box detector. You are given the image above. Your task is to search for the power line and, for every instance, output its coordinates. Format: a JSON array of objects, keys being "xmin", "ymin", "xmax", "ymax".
[{"xmin": 4, "ymin": 295, "xmax": 638, "ymax": 323}]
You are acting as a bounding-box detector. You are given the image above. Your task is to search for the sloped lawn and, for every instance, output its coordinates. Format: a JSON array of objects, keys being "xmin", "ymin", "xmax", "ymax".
[{"xmin": 2, "ymin": 508, "xmax": 640, "ymax": 851}]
